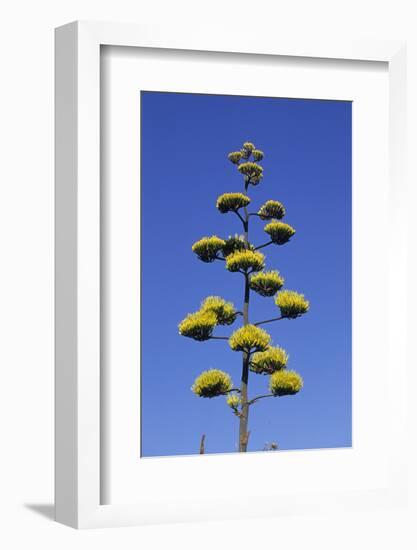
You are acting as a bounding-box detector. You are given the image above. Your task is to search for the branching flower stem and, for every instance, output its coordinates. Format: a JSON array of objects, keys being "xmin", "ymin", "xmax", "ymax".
[
  {"xmin": 255, "ymin": 240, "xmax": 273, "ymax": 251},
  {"xmin": 234, "ymin": 210, "xmax": 246, "ymax": 225},
  {"xmin": 254, "ymin": 316, "xmax": 284, "ymax": 326},
  {"xmin": 248, "ymin": 393, "xmax": 275, "ymax": 405}
]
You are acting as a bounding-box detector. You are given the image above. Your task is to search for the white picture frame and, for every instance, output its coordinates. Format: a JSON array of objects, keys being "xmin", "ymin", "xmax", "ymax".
[{"xmin": 55, "ymin": 21, "xmax": 407, "ymax": 529}]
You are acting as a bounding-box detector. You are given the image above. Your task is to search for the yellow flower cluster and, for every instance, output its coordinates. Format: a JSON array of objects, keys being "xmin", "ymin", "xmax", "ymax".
[
  {"xmin": 241, "ymin": 142, "xmax": 257, "ymax": 159},
  {"xmin": 192, "ymin": 235, "xmax": 226, "ymax": 263},
  {"xmin": 269, "ymin": 370, "xmax": 303, "ymax": 396},
  {"xmin": 275, "ymin": 290, "xmax": 309, "ymax": 319},
  {"xmin": 178, "ymin": 310, "xmax": 218, "ymax": 341},
  {"xmin": 216, "ymin": 192, "xmax": 251, "ymax": 214},
  {"xmin": 226, "ymin": 250, "xmax": 265, "ymax": 274},
  {"xmin": 258, "ymin": 200, "xmax": 286, "ymax": 220},
  {"xmin": 229, "ymin": 324, "xmax": 270, "ymax": 353},
  {"xmin": 250, "ymin": 346, "xmax": 288, "ymax": 375},
  {"xmin": 252, "ymin": 149, "xmax": 264, "ymax": 161},
  {"xmin": 228, "ymin": 151, "xmax": 243, "ymax": 164},
  {"xmin": 179, "ymin": 295, "xmax": 238, "ymax": 340},
  {"xmin": 222, "ymin": 234, "xmax": 247, "ymax": 258},
  {"xmin": 242, "ymin": 141, "xmax": 256, "ymax": 152},
  {"xmin": 238, "ymin": 162, "xmax": 264, "ymax": 184},
  {"xmin": 264, "ymin": 221, "xmax": 295, "ymax": 245},
  {"xmin": 226, "ymin": 394, "xmax": 240, "ymax": 410},
  {"xmin": 227, "ymin": 142, "xmax": 264, "ymax": 183},
  {"xmin": 192, "ymin": 369, "xmax": 233, "ymax": 398},
  {"xmin": 200, "ymin": 296, "xmax": 237, "ymax": 326},
  {"xmin": 249, "ymin": 270, "xmax": 284, "ymax": 297}
]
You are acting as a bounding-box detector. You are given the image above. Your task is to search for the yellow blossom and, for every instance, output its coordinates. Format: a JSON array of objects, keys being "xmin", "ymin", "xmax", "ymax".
[
  {"xmin": 258, "ymin": 200, "xmax": 285, "ymax": 220},
  {"xmin": 275, "ymin": 290, "xmax": 309, "ymax": 319},
  {"xmin": 192, "ymin": 369, "xmax": 233, "ymax": 398},
  {"xmin": 201, "ymin": 296, "xmax": 237, "ymax": 326},
  {"xmin": 264, "ymin": 221, "xmax": 295, "ymax": 245},
  {"xmin": 226, "ymin": 250, "xmax": 265, "ymax": 273},
  {"xmin": 192, "ymin": 236, "xmax": 226, "ymax": 262},
  {"xmin": 178, "ymin": 310, "xmax": 218, "ymax": 341},
  {"xmin": 229, "ymin": 324, "xmax": 270, "ymax": 353},
  {"xmin": 251, "ymin": 346, "xmax": 288, "ymax": 374},
  {"xmin": 270, "ymin": 370, "xmax": 303, "ymax": 396},
  {"xmin": 249, "ymin": 270, "xmax": 284, "ymax": 297},
  {"xmin": 216, "ymin": 192, "xmax": 250, "ymax": 214}
]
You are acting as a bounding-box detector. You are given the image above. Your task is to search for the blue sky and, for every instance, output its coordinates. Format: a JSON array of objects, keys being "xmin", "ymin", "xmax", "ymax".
[{"xmin": 140, "ymin": 91, "xmax": 352, "ymax": 457}]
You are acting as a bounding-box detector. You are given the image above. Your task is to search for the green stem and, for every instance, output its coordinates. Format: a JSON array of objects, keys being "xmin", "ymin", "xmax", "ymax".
[
  {"xmin": 248, "ymin": 393, "xmax": 275, "ymax": 405},
  {"xmin": 254, "ymin": 316, "xmax": 284, "ymax": 326},
  {"xmin": 255, "ymin": 240, "xmax": 273, "ymax": 251}
]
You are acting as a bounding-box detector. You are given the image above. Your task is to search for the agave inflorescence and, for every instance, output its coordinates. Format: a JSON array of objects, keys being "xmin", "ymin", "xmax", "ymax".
[
  {"xmin": 229, "ymin": 324, "xmax": 270, "ymax": 353},
  {"xmin": 264, "ymin": 221, "xmax": 295, "ymax": 245},
  {"xmin": 275, "ymin": 290, "xmax": 310, "ymax": 319},
  {"xmin": 200, "ymin": 296, "xmax": 237, "ymax": 326},
  {"xmin": 228, "ymin": 151, "xmax": 243, "ymax": 164},
  {"xmin": 226, "ymin": 141, "xmax": 265, "ymax": 185},
  {"xmin": 249, "ymin": 270, "xmax": 284, "ymax": 297},
  {"xmin": 180, "ymin": 141, "xmax": 310, "ymax": 452},
  {"xmin": 250, "ymin": 346, "xmax": 288, "ymax": 374},
  {"xmin": 178, "ymin": 310, "xmax": 218, "ymax": 341},
  {"xmin": 222, "ymin": 234, "xmax": 248, "ymax": 258},
  {"xmin": 258, "ymin": 200, "xmax": 286, "ymax": 220},
  {"xmin": 179, "ymin": 295, "xmax": 238, "ymax": 341},
  {"xmin": 241, "ymin": 141, "xmax": 256, "ymax": 158},
  {"xmin": 269, "ymin": 370, "xmax": 303, "ymax": 396},
  {"xmin": 216, "ymin": 192, "xmax": 251, "ymax": 214},
  {"xmin": 192, "ymin": 369, "xmax": 233, "ymax": 398},
  {"xmin": 226, "ymin": 393, "xmax": 241, "ymax": 411},
  {"xmin": 252, "ymin": 149, "xmax": 264, "ymax": 161},
  {"xmin": 226, "ymin": 250, "xmax": 265, "ymax": 274},
  {"xmin": 192, "ymin": 236, "xmax": 226, "ymax": 262},
  {"xmin": 238, "ymin": 162, "xmax": 264, "ymax": 185}
]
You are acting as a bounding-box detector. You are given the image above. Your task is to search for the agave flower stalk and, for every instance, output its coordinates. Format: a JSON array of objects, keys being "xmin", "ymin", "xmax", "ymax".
[{"xmin": 181, "ymin": 141, "xmax": 309, "ymax": 453}]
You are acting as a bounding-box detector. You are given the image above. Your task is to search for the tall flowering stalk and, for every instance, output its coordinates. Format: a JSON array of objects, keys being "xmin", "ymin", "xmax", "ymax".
[{"xmin": 179, "ymin": 141, "xmax": 310, "ymax": 452}]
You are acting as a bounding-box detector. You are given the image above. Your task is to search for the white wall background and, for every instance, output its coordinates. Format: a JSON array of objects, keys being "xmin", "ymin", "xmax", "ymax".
[{"xmin": 1, "ymin": 0, "xmax": 416, "ymax": 547}]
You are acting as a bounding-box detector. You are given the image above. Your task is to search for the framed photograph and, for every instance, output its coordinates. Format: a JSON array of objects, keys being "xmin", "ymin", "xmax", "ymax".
[{"xmin": 55, "ymin": 21, "xmax": 408, "ymax": 528}]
